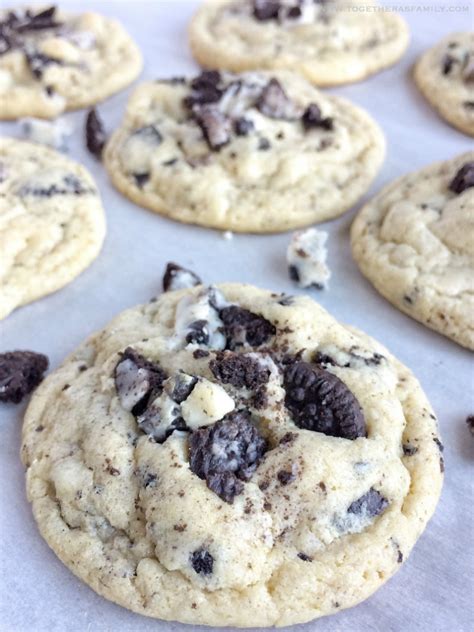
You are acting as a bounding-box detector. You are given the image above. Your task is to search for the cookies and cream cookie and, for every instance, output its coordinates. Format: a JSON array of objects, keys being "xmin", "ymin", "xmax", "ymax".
[
  {"xmin": 414, "ymin": 32, "xmax": 474, "ymax": 136},
  {"xmin": 0, "ymin": 6, "xmax": 142, "ymax": 119},
  {"xmin": 22, "ymin": 282, "xmax": 443, "ymax": 626},
  {"xmin": 0, "ymin": 138, "xmax": 106, "ymax": 319},
  {"xmin": 104, "ymin": 70, "xmax": 385, "ymax": 232},
  {"xmin": 351, "ymin": 153, "xmax": 474, "ymax": 349},
  {"xmin": 189, "ymin": 0, "xmax": 409, "ymax": 86}
]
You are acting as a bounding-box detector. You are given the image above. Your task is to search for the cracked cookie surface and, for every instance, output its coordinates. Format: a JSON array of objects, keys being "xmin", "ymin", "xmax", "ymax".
[
  {"xmin": 0, "ymin": 138, "xmax": 106, "ymax": 319},
  {"xmin": 189, "ymin": 0, "xmax": 409, "ymax": 86},
  {"xmin": 103, "ymin": 70, "xmax": 384, "ymax": 232},
  {"xmin": 414, "ymin": 32, "xmax": 474, "ymax": 137},
  {"xmin": 351, "ymin": 152, "xmax": 474, "ymax": 350},
  {"xmin": 0, "ymin": 6, "xmax": 142, "ymax": 119},
  {"xmin": 22, "ymin": 282, "xmax": 443, "ymax": 626}
]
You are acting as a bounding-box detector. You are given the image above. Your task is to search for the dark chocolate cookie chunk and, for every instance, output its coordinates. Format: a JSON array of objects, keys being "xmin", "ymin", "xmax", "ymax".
[
  {"xmin": 114, "ymin": 348, "xmax": 166, "ymax": 416},
  {"xmin": 0, "ymin": 351, "xmax": 49, "ymax": 404},
  {"xmin": 189, "ymin": 410, "xmax": 267, "ymax": 503},
  {"xmin": 219, "ymin": 306, "xmax": 276, "ymax": 350},
  {"xmin": 302, "ymin": 104, "xmax": 334, "ymax": 131},
  {"xmin": 253, "ymin": 0, "xmax": 280, "ymax": 21},
  {"xmin": 193, "ymin": 105, "xmax": 231, "ymax": 151},
  {"xmin": 283, "ymin": 360, "xmax": 366, "ymax": 439},
  {"xmin": 162, "ymin": 262, "xmax": 202, "ymax": 292},
  {"xmin": 347, "ymin": 488, "xmax": 388, "ymax": 517},
  {"xmin": 210, "ymin": 352, "xmax": 270, "ymax": 389},
  {"xmin": 190, "ymin": 548, "xmax": 214, "ymax": 575},
  {"xmin": 257, "ymin": 78, "xmax": 300, "ymax": 120},
  {"xmin": 466, "ymin": 415, "xmax": 474, "ymax": 436},
  {"xmin": 85, "ymin": 108, "xmax": 107, "ymax": 159},
  {"xmin": 449, "ymin": 161, "xmax": 474, "ymax": 194}
]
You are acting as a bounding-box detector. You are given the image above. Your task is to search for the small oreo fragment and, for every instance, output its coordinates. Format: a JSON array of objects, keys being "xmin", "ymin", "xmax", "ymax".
[
  {"xmin": 191, "ymin": 548, "xmax": 214, "ymax": 575},
  {"xmin": 283, "ymin": 360, "xmax": 366, "ymax": 439},
  {"xmin": 193, "ymin": 105, "xmax": 231, "ymax": 151},
  {"xmin": 85, "ymin": 108, "xmax": 107, "ymax": 159},
  {"xmin": 302, "ymin": 103, "xmax": 334, "ymax": 131},
  {"xmin": 0, "ymin": 351, "xmax": 49, "ymax": 404},
  {"xmin": 219, "ymin": 306, "xmax": 276, "ymax": 350},
  {"xmin": 114, "ymin": 348, "xmax": 166, "ymax": 416},
  {"xmin": 189, "ymin": 410, "xmax": 267, "ymax": 503},
  {"xmin": 185, "ymin": 71, "xmax": 223, "ymax": 109},
  {"xmin": 162, "ymin": 262, "xmax": 202, "ymax": 292},
  {"xmin": 257, "ymin": 78, "xmax": 300, "ymax": 120},
  {"xmin": 210, "ymin": 352, "xmax": 270, "ymax": 390},
  {"xmin": 347, "ymin": 488, "xmax": 388, "ymax": 517},
  {"xmin": 449, "ymin": 161, "xmax": 474, "ymax": 194},
  {"xmin": 253, "ymin": 0, "xmax": 280, "ymax": 20},
  {"xmin": 466, "ymin": 415, "xmax": 474, "ymax": 436}
]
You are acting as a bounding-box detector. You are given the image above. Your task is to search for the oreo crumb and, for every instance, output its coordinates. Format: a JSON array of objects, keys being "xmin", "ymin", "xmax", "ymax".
[
  {"xmin": 277, "ymin": 469, "xmax": 295, "ymax": 485},
  {"xmin": 466, "ymin": 415, "xmax": 474, "ymax": 436},
  {"xmin": 257, "ymin": 78, "xmax": 299, "ymax": 120},
  {"xmin": 85, "ymin": 108, "xmax": 107, "ymax": 159},
  {"xmin": 190, "ymin": 548, "xmax": 214, "ymax": 575},
  {"xmin": 283, "ymin": 360, "xmax": 366, "ymax": 439},
  {"xmin": 193, "ymin": 349, "xmax": 210, "ymax": 359},
  {"xmin": 403, "ymin": 443, "xmax": 418, "ymax": 456},
  {"xmin": 194, "ymin": 105, "xmax": 231, "ymax": 151},
  {"xmin": 302, "ymin": 103, "xmax": 334, "ymax": 131},
  {"xmin": 189, "ymin": 411, "xmax": 267, "ymax": 503},
  {"xmin": 162, "ymin": 262, "xmax": 202, "ymax": 292},
  {"xmin": 219, "ymin": 305, "xmax": 276, "ymax": 350},
  {"xmin": 348, "ymin": 488, "xmax": 388, "ymax": 517},
  {"xmin": 234, "ymin": 117, "xmax": 254, "ymax": 136},
  {"xmin": 0, "ymin": 351, "xmax": 49, "ymax": 404},
  {"xmin": 253, "ymin": 0, "xmax": 280, "ymax": 20},
  {"xmin": 114, "ymin": 348, "xmax": 166, "ymax": 416},
  {"xmin": 210, "ymin": 352, "xmax": 270, "ymax": 389},
  {"xmin": 297, "ymin": 552, "xmax": 313, "ymax": 562},
  {"xmin": 449, "ymin": 161, "xmax": 474, "ymax": 194}
]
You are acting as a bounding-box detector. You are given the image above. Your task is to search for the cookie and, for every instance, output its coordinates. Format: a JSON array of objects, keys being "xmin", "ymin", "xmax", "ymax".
[
  {"xmin": 0, "ymin": 6, "xmax": 142, "ymax": 119},
  {"xmin": 103, "ymin": 70, "xmax": 385, "ymax": 233},
  {"xmin": 351, "ymin": 152, "xmax": 474, "ymax": 350},
  {"xmin": 414, "ymin": 32, "xmax": 474, "ymax": 136},
  {"xmin": 22, "ymin": 282, "xmax": 443, "ymax": 627},
  {"xmin": 189, "ymin": 0, "xmax": 409, "ymax": 87},
  {"xmin": 0, "ymin": 138, "xmax": 106, "ymax": 319}
]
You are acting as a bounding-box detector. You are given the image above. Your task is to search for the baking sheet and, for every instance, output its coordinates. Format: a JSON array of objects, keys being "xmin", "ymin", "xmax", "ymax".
[{"xmin": 1, "ymin": 1, "xmax": 473, "ymax": 630}]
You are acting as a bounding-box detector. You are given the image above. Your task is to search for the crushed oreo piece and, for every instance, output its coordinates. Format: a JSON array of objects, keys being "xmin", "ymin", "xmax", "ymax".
[
  {"xmin": 258, "ymin": 137, "xmax": 271, "ymax": 150},
  {"xmin": 194, "ymin": 105, "xmax": 231, "ymax": 151},
  {"xmin": 253, "ymin": 0, "xmax": 280, "ymax": 20},
  {"xmin": 348, "ymin": 488, "xmax": 388, "ymax": 517},
  {"xmin": 18, "ymin": 174, "xmax": 93, "ymax": 197},
  {"xmin": 297, "ymin": 552, "xmax": 313, "ymax": 562},
  {"xmin": 448, "ymin": 161, "xmax": 474, "ymax": 194},
  {"xmin": 24, "ymin": 48, "xmax": 62, "ymax": 79},
  {"xmin": 0, "ymin": 351, "xmax": 49, "ymax": 404},
  {"xmin": 283, "ymin": 360, "xmax": 366, "ymax": 439},
  {"xmin": 302, "ymin": 103, "xmax": 334, "ymax": 131},
  {"xmin": 403, "ymin": 443, "xmax": 418, "ymax": 456},
  {"xmin": 277, "ymin": 469, "xmax": 295, "ymax": 485},
  {"xmin": 189, "ymin": 410, "xmax": 267, "ymax": 503},
  {"xmin": 442, "ymin": 53, "xmax": 456, "ymax": 75},
  {"xmin": 466, "ymin": 415, "xmax": 474, "ymax": 436},
  {"xmin": 133, "ymin": 172, "xmax": 150, "ymax": 188},
  {"xmin": 210, "ymin": 352, "xmax": 270, "ymax": 389},
  {"xmin": 184, "ymin": 71, "xmax": 223, "ymax": 109},
  {"xmin": 85, "ymin": 108, "xmax": 107, "ymax": 159},
  {"xmin": 191, "ymin": 548, "xmax": 214, "ymax": 575},
  {"xmin": 193, "ymin": 349, "xmax": 210, "ymax": 359},
  {"xmin": 171, "ymin": 374, "xmax": 198, "ymax": 404},
  {"xmin": 257, "ymin": 78, "xmax": 300, "ymax": 120},
  {"xmin": 185, "ymin": 319, "xmax": 209, "ymax": 345},
  {"xmin": 234, "ymin": 117, "xmax": 255, "ymax": 136},
  {"xmin": 219, "ymin": 306, "xmax": 276, "ymax": 350},
  {"xmin": 114, "ymin": 348, "xmax": 166, "ymax": 416},
  {"xmin": 162, "ymin": 262, "xmax": 202, "ymax": 292}
]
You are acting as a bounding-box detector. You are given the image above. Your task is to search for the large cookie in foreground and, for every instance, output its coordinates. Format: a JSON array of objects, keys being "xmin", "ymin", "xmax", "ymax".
[
  {"xmin": 351, "ymin": 152, "xmax": 474, "ymax": 350},
  {"xmin": 0, "ymin": 6, "xmax": 142, "ymax": 119},
  {"xmin": 414, "ymin": 32, "xmax": 474, "ymax": 137},
  {"xmin": 103, "ymin": 70, "xmax": 385, "ymax": 233},
  {"xmin": 22, "ymin": 283, "xmax": 443, "ymax": 627},
  {"xmin": 0, "ymin": 138, "xmax": 106, "ymax": 319},
  {"xmin": 189, "ymin": 0, "xmax": 409, "ymax": 86}
]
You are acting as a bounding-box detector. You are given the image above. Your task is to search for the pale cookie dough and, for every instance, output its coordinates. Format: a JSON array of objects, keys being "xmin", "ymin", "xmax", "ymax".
[
  {"xmin": 414, "ymin": 32, "xmax": 474, "ymax": 136},
  {"xmin": 351, "ymin": 153, "xmax": 474, "ymax": 350},
  {"xmin": 0, "ymin": 138, "xmax": 106, "ymax": 320},
  {"xmin": 0, "ymin": 6, "xmax": 142, "ymax": 119},
  {"xmin": 104, "ymin": 70, "xmax": 385, "ymax": 233},
  {"xmin": 22, "ymin": 282, "xmax": 443, "ymax": 627},
  {"xmin": 189, "ymin": 0, "xmax": 409, "ymax": 87}
]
